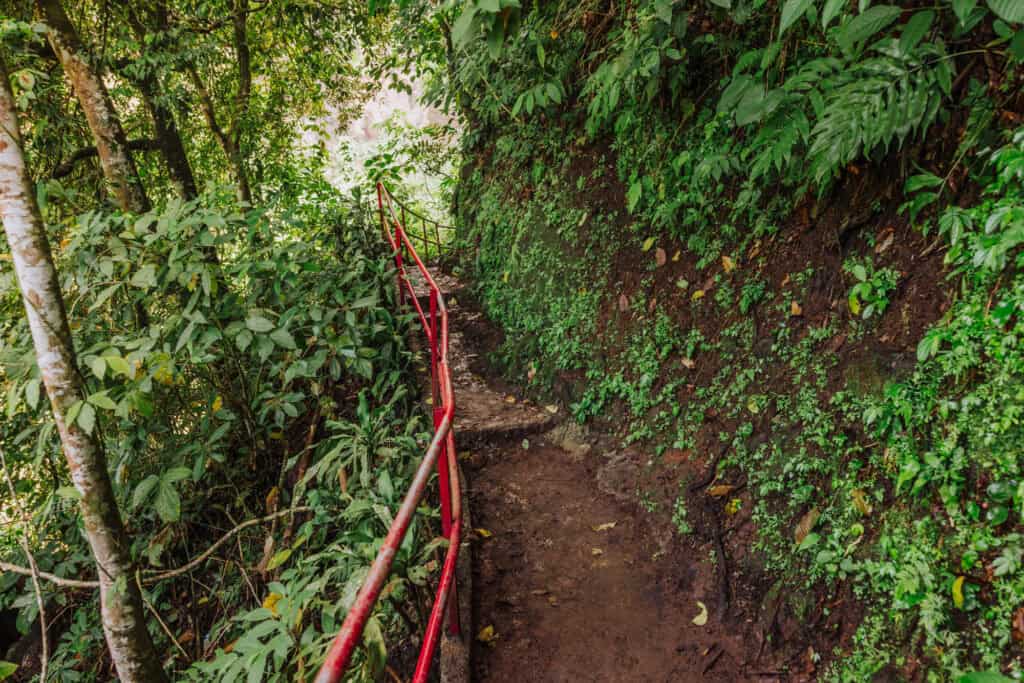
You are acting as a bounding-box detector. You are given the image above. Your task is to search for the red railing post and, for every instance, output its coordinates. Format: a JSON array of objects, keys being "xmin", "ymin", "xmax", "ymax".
[{"xmin": 315, "ymin": 184, "xmax": 461, "ymax": 683}]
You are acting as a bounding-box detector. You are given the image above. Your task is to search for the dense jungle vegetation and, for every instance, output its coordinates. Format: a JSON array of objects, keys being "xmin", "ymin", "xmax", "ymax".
[{"xmin": 1, "ymin": 0, "xmax": 1024, "ymax": 681}]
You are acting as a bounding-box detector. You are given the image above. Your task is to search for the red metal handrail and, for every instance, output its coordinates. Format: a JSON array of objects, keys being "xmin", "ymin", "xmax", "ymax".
[{"xmin": 315, "ymin": 184, "xmax": 461, "ymax": 683}]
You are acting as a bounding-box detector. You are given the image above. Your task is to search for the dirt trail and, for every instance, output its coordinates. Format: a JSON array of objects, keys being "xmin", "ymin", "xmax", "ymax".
[{"xmin": 427, "ymin": 274, "xmax": 763, "ymax": 682}]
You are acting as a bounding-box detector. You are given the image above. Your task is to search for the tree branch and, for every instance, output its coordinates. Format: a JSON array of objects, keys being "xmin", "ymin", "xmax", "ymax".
[
  {"xmin": 52, "ymin": 139, "xmax": 161, "ymax": 179},
  {"xmin": 0, "ymin": 507, "xmax": 314, "ymax": 589}
]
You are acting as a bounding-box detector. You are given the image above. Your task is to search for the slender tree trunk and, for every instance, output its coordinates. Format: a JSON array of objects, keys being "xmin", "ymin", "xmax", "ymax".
[
  {"xmin": 125, "ymin": 5, "xmax": 197, "ymax": 199},
  {"xmin": 0, "ymin": 54, "xmax": 168, "ymax": 683},
  {"xmin": 187, "ymin": 63, "xmax": 251, "ymax": 204},
  {"xmin": 38, "ymin": 0, "xmax": 150, "ymax": 213}
]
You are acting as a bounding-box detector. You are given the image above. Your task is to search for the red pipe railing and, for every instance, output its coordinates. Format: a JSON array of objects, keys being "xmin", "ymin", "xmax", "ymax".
[{"xmin": 315, "ymin": 184, "xmax": 461, "ymax": 683}]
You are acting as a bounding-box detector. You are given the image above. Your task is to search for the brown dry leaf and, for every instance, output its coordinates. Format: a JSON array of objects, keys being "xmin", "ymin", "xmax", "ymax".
[
  {"xmin": 707, "ymin": 484, "xmax": 735, "ymax": 498},
  {"xmin": 851, "ymin": 489, "xmax": 873, "ymax": 516},
  {"xmin": 530, "ymin": 588, "xmax": 549, "ymax": 596},
  {"xmin": 692, "ymin": 601, "xmax": 708, "ymax": 626},
  {"xmin": 477, "ymin": 625, "xmax": 499, "ymax": 646},
  {"xmin": 681, "ymin": 357, "xmax": 696, "ymax": 369},
  {"xmin": 656, "ymin": 247, "xmax": 667, "ymax": 266},
  {"xmin": 178, "ymin": 630, "xmax": 195, "ymax": 645},
  {"xmin": 592, "ymin": 522, "xmax": 617, "ymax": 532},
  {"xmin": 722, "ymin": 255, "xmax": 737, "ymax": 273},
  {"xmin": 875, "ymin": 229, "xmax": 895, "ymax": 254},
  {"xmin": 672, "ymin": 250, "xmax": 681, "ymax": 262},
  {"xmin": 591, "ymin": 548, "xmax": 604, "ymax": 556},
  {"xmin": 504, "ymin": 395, "xmax": 517, "ymax": 404},
  {"xmin": 781, "ymin": 274, "xmax": 791, "ymax": 287},
  {"xmin": 545, "ymin": 404, "xmax": 559, "ymax": 414},
  {"xmin": 1013, "ymin": 606, "xmax": 1024, "ymax": 642},
  {"xmin": 790, "ymin": 301, "xmax": 803, "ymax": 316},
  {"xmin": 618, "ymin": 294, "xmax": 629, "ymax": 311},
  {"xmin": 338, "ymin": 467, "xmax": 349, "ymax": 493},
  {"xmin": 527, "ymin": 365, "xmax": 537, "ymax": 381},
  {"xmin": 548, "ymin": 595, "xmax": 560, "ymax": 607},
  {"xmin": 265, "ymin": 486, "xmax": 280, "ymax": 513},
  {"xmin": 794, "ymin": 507, "xmax": 820, "ymax": 545}
]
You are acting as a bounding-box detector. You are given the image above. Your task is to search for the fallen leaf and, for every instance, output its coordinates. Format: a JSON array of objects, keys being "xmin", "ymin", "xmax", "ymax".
[
  {"xmin": 504, "ymin": 395, "xmax": 517, "ymax": 404},
  {"xmin": 692, "ymin": 601, "xmax": 708, "ymax": 626},
  {"xmin": 475, "ymin": 528, "xmax": 493, "ymax": 539},
  {"xmin": 618, "ymin": 294, "xmax": 629, "ymax": 311},
  {"xmin": 851, "ymin": 489, "xmax": 873, "ymax": 516},
  {"xmin": 547, "ymin": 595, "xmax": 559, "ymax": 606},
  {"xmin": 449, "ymin": 297, "xmax": 458, "ymax": 307},
  {"xmin": 794, "ymin": 508, "xmax": 820, "ymax": 545},
  {"xmin": 790, "ymin": 301, "xmax": 802, "ymax": 316},
  {"xmin": 265, "ymin": 486, "xmax": 280, "ymax": 513},
  {"xmin": 521, "ymin": 439, "xmax": 530, "ymax": 450},
  {"xmin": 592, "ymin": 522, "xmax": 617, "ymax": 532},
  {"xmin": 672, "ymin": 250, "xmax": 681, "ymax": 262},
  {"xmin": 642, "ymin": 236, "xmax": 656, "ymax": 252},
  {"xmin": 707, "ymin": 484, "xmax": 735, "ymax": 498},
  {"xmin": 681, "ymin": 358, "xmax": 696, "ymax": 369},
  {"xmin": 545, "ymin": 404, "xmax": 559, "ymax": 414},
  {"xmin": 691, "ymin": 289, "xmax": 705, "ymax": 301},
  {"xmin": 338, "ymin": 467, "xmax": 348, "ymax": 493},
  {"xmin": 722, "ymin": 255, "xmax": 736, "ymax": 273},
  {"xmin": 656, "ymin": 247, "xmax": 667, "ymax": 266},
  {"xmin": 530, "ymin": 588, "xmax": 549, "ymax": 595},
  {"xmin": 874, "ymin": 230, "xmax": 895, "ymax": 254},
  {"xmin": 725, "ymin": 498, "xmax": 742, "ymax": 515},
  {"xmin": 676, "ymin": 278, "xmax": 689, "ymax": 289},
  {"xmin": 591, "ymin": 548, "xmax": 604, "ymax": 556},
  {"xmin": 952, "ymin": 576, "xmax": 965, "ymax": 609},
  {"xmin": 1013, "ymin": 606, "xmax": 1024, "ymax": 642},
  {"xmin": 781, "ymin": 274, "xmax": 791, "ymax": 287},
  {"xmin": 477, "ymin": 625, "xmax": 499, "ymax": 646}
]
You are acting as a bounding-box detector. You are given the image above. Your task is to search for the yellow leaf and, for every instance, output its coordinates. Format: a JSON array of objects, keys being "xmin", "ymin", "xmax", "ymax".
[
  {"xmin": 591, "ymin": 548, "xmax": 604, "ymax": 556},
  {"xmin": 477, "ymin": 625, "xmax": 498, "ymax": 645},
  {"xmin": 790, "ymin": 301, "xmax": 802, "ymax": 316},
  {"xmin": 691, "ymin": 289, "xmax": 705, "ymax": 301},
  {"xmin": 851, "ymin": 489, "xmax": 872, "ymax": 516},
  {"xmin": 642, "ymin": 236, "xmax": 656, "ymax": 252},
  {"xmin": 262, "ymin": 592, "xmax": 283, "ymax": 617},
  {"xmin": 725, "ymin": 498, "xmax": 742, "ymax": 515},
  {"xmin": 545, "ymin": 404, "xmax": 559, "ymax": 414},
  {"xmin": 672, "ymin": 250, "xmax": 681, "ymax": 262},
  {"xmin": 591, "ymin": 522, "xmax": 616, "ymax": 532},
  {"xmin": 952, "ymin": 576, "xmax": 965, "ymax": 609},
  {"xmin": 849, "ymin": 295, "xmax": 861, "ymax": 316},
  {"xmin": 475, "ymin": 528, "xmax": 493, "ymax": 539},
  {"xmin": 502, "ymin": 271, "xmax": 509, "ymax": 283},
  {"xmin": 707, "ymin": 484, "xmax": 735, "ymax": 498},
  {"xmin": 692, "ymin": 601, "xmax": 708, "ymax": 626},
  {"xmin": 550, "ymin": 29, "xmax": 559, "ymax": 39},
  {"xmin": 504, "ymin": 395, "xmax": 517, "ymax": 404},
  {"xmin": 722, "ymin": 255, "xmax": 736, "ymax": 273}
]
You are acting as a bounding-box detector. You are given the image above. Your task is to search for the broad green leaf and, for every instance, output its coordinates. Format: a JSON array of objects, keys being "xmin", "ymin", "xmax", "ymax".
[
  {"xmin": 89, "ymin": 283, "xmax": 121, "ymax": 312},
  {"xmin": 899, "ymin": 10, "xmax": 934, "ymax": 53},
  {"xmin": 24, "ymin": 378, "xmax": 40, "ymax": 410},
  {"xmin": 104, "ymin": 355, "xmax": 132, "ymax": 378},
  {"xmin": 154, "ymin": 480, "xmax": 181, "ymax": 523},
  {"xmin": 905, "ymin": 172, "xmax": 943, "ymax": 193},
  {"xmin": 130, "ymin": 264, "xmax": 158, "ymax": 290},
  {"xmin": 627, "ymin": 181, "xmax": 642, "ymax": 213},
  {"xmin": 958, "ymin": 673, "xmax": 1014, "ymax": 683},
  {"xmin": 270, "ymin": 328, "xmax": 297, "ymax": 350},
  {"xmin": 780, "ymin": 0, "xmax": 814, "ymax": 35},
  {"xmin": 266, "ymin": 549, "xmax": 292, "ymax": 571},
  {"xmin": 451, "ymin": 6, "xmax": 478, "ymax": 47},
  {"xmin": 87, "ymin": 392, "xmax": 117, "ymax": 410},
  {"xmin": 133, "ymin": 475, "xmax": 160, "ymax": 509},
  {"xmin": 90, "ymin": 356, "xmax": 106, "ymax": 380},
  {"xmin": 821, "ymin": 0, "xmax": 847, "ymax": 28},
  {"xmin": 0, "ymin": 662, "xmax": 16, "ymax": 681},
  {"xmin": 486, "ymin": 18, "xmax": 504, "ymax": 59},
  {"xmin": 163, "ymin": 467, "xmax": 192, "ymax": 484},
  {"xmin": 55, "ymin": 486, "xmax": 82, "ymax": 501},
  {"xmin": 246, "ymin": 315, "xmax": 275, "ymax": 333},
  {"xmin": 838, "ymin": 5, "xmax": 903, "ymax": 53},
  {"xmin": 986, "ymin": 0, "xmax": 1024, "ymax": 23},
  {"xmin": 77, "ymin": 402, "xmax": 96, "ymax": 435},
  {"xmin": 953, "ymin": 0, "xmax": 978, "ymax": 25}
]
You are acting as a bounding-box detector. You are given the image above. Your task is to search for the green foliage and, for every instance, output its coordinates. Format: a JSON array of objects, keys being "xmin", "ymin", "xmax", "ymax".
[{"xmin": 844, "ymin": 257, "xmax": 898, "ymax": 319}]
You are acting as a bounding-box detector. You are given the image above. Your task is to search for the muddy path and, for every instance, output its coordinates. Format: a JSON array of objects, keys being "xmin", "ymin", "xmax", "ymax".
[{"xmin": 428, "ymin": 274, "xmax": 775, "ymax": 682}]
